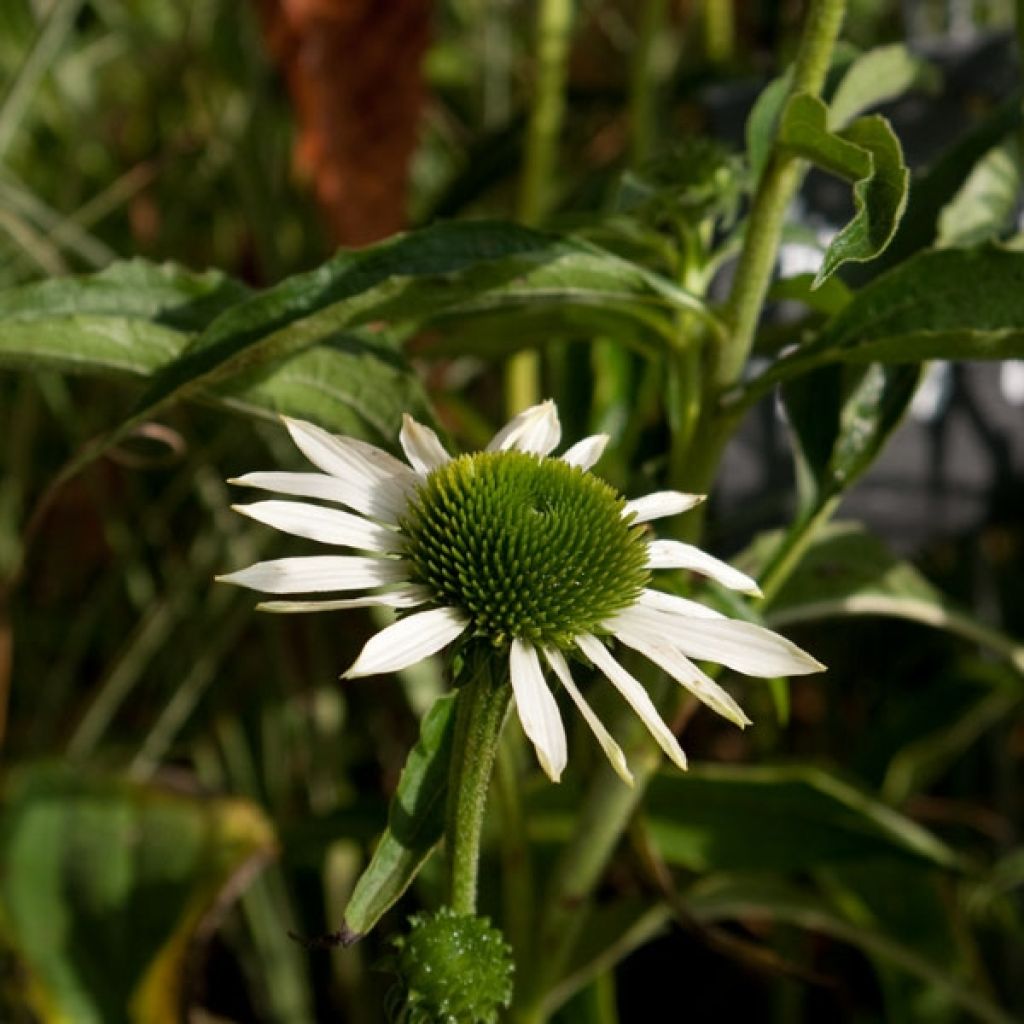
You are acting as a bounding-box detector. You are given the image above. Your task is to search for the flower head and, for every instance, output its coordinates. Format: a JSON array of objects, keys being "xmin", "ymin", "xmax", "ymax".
[{"xmin": 219, "ymin": 401, "xmax": 823, "ymax": 784}]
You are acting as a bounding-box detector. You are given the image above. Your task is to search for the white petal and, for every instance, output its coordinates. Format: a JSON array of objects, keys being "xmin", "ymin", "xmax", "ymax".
[
  {"xmin": 576, "ymin": 634, "xmax": 687, "ymax": 771},
  {"xmin": 257, "ymin": 585, "xmax": 431, "ymax": 613},
  {"xmin": 282, "ymin": 417, "xmax": 417, "ymax": 517},
  {"xmin": 344, "ymin": 607, "xmax": 469, "ymax": 678},
  {"xmin": 400, "ymin": 414, "xmax": 451, "ymax": 475},
  {"xmin": 609, "ymin": 606, "xmax": 824, "ymax": 678},
  {"xmin": 543, "ymin": 647, "xmax": 632, "ymax": 785},
  {"xmin": 609, "ymin": 620, "xmax": 751, "ymax": 728},
  {"xmin": 623, "ymin": 491, "xmax": 704, "ymax": 524},
  {"xmin": 284, "ymin": 416, "xmax": 414, "ymax": 483},
  {"xmin": 646, "ymin": 539, "xmax": 762, "ymax": 596},
  {"xmin": 638, "ymin": 587, "xmax": 725, "ymax": 621},
  {"xmin": 486, "ymin": 399, "xmax": 561, "ymax": 456},
  {"xmin": 510, "ymin": 640, "xmax": 567, "ymax": 782},
  {"xmin": 229, "ymin": 471, "xmax": 405, "ymax": 524},
  {"xmin": 561, "ymin": 434, "xmax": 609, "ymax": 470},
  {"xmin": 217, "ymin": 555, "xmax": 408, "ymax": 594},
  {"xmin": 232, "ymin": 500, "xmax": 404, "ymax": 552}
]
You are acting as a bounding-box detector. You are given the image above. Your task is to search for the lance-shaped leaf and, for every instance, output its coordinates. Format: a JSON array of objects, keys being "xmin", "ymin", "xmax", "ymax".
[
  {"xmin": 782, "ymin": 362, "xmax": 922, "ymax": 518},
  {"xmin": 777, "ymin": 92, "xmax": 909, "ymax": 284},
  {"xmin": 643, "ymin": 763, "xmax": 961, "ymax": 874},
  {"xmin": 735, "ymin": 247, "xmax": 1024, "ymax": 407},
  {"xmin": 0, "ymin": 264, "xmax": 431, "ymax": 442},
  {"xmin": 750, "ymin": 522, "xmax": 1024, "ymax": 676},
  {"xmin": 828, "ymin": 44, "xmax": 939, "ymax": 130},
  {"xmin": 684, "ymin": 876, "xmax": 1013, "ymax": 1024},
  {"xmin": 132, "ymin": 221, "xmax": 701, "ymax": 422},
  {"xmin": 340, "ymin": 693, "xmax": 457, "ymax": 942},
  {"xmin": 937, "ymin": 137, "xmax": 1022, "ymax": 248},
  {"xmin": 0, "ymin": 764, "xmax": 275, "ymax": 1024}
]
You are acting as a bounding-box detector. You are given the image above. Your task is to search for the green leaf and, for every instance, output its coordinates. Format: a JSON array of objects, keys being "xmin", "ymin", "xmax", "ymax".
[
  {"xmin": 777, "ymin": 93, "xmax": 909, "ymax": 284},
  {"xmin": 0, "ymin": 259, "xmax": 250, "ymax": 329},
  {"xmin": 828, "ymin": 44, "xmax": 939, "ymax": 130},
  {"xmin": 683, "ymin": 875, "xmax": 1013, "ymax": 1024},
  {"xmin": 0, "ymin": 764, "xmax": 275, "ymax": 1024},
  {"xmin": 643, "ymin": 763, "xmax": 961, "ymax": 874},
  {"xmin": 937, "ymin": 137, "xmax": 1022, "ymax": 248},
  {"xmin": 745, "ymin": 69, "xmax": 792, "ymax": 183},
  {"xmin": 782, "ymin": 362, "xmax": 922, "ymax": 517},
  {"xmin": 756, "ymin": 522, "xmax": 1024, "ymax": 676},
  {"xmin": 341, "ymin": 693, "xmax": 457, "ymax": 941},
  {"xmin": 133, "ymin": 222, "xmax": 701, "ymax": 421},
  {"xmin": 817, "ymin": 246, "xmax": 1024, "ymax": 363}
]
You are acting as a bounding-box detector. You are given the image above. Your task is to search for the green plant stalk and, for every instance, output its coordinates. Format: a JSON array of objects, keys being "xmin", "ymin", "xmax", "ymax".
[
  {"xmin": 629, "ymin": 0, "xmax": 670, "ymax": 165},
  {"xmin": 445, "ymin": 654, "xmax": 512, "ymax": 915},
  {"xmin": 702, "ymin": 0, "xmax": 735, "ymax": 66},
  {"xmin": 507, "ymin": 0, "xmax": 574, "ymax": 415},
  {"xmin": 713, "ymin": 0, "xmax": 847, "ymax": 391}
]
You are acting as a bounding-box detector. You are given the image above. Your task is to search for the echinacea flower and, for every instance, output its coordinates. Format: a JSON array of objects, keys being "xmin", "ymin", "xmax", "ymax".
[{"xmin": 219, "ymin": 401, "xmax": 823, "ymax": 784}]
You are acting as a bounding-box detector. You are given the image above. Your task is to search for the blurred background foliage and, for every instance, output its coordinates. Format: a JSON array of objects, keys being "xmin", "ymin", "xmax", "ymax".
[{"xmin": 1, "ymin": 0, "xmax": 1023, "ymax": 1021}]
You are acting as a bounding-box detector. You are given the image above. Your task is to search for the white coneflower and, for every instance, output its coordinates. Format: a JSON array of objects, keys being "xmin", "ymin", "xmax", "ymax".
[{"xmin": 219, "ymin": 401, "xmax": 823, "ymax": 784}]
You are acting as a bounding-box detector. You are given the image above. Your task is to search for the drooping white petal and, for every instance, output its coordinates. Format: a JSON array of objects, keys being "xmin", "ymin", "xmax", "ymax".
[
  {"xmin": 232, "ymin": 500, "xmax": 403, "ymax": 552},
  {"xmin": 217, "ymin": 555, "xmax": 408, "ymax": 594},
  {"xmin": 609, "ymin": 605, "xmax": 824, "ymax": 678},
  {"xmin": 623, "ymin": 491, "xmax": 704, "ymax": 524},
  {"xmin": 344, "ymin": 606, "xmax": 469, "ymax": 678},
  {"xmin": 576, "ymin": 634, "xmax": 687, "ymax": 771},
  {"xmin": 637, "ymin": 587, "xmax": 725, "ymax": 621},
  {"xmin": 561, "ymin": 434, "xmax": 609, "ymax": 471},
  {"xmin": 543, "ymin": 647, "xmax": 632, "ymax": 785},
  {"xmin": 228, "ymin": 471, "xmax": 406, "ymax": 523},
  {"xmin": 282, "ymin": 417, "xmax": 417, "ymax": 516},
  {"xmin": 486, "ymin": 399, "xmax": 561, "ymax": 456},
  {"xmin": 608, "ymin": 619, "xmax": 751, "ymax": 728},
  {"xmin": 510, "ymin": 640, "xmax": 567, "ymax": 782},
  {"xmin": 284, "ymin": 416, "xmax": 415, "ymax": 484},
  {"xmin": 646, "ymin": 539, "xmax": 762, "ymax": 597},
  {"xmin": 400, "ymin": 414, "xmax": 451, "ymax": 475},
  {"xmin": 257, "ymin": 585, "xmax": 431, "ymax": 613}
]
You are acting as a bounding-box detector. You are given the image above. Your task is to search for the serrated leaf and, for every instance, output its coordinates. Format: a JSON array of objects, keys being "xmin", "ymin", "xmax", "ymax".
[
  {"xmin": 937, "ymin": 137, "xmax": 1022, "ymax": 248},
  {"xmin": 643, "ymin": 763, "xmax": 961, "ymax": 874},
  {"xmin": 0, "ymin": 764, "xmax": 275, "ymax": 1024},
  {"xmin": 340, "ymin": 693, "xmax": 456, "ymax": 941},
  {"xmin": 828, "ymin": 44, "xmax": 939, "ymax": 130},
  {"xmin": 777, "ymin": 93, "xmax": 909, "ymax": 284}
]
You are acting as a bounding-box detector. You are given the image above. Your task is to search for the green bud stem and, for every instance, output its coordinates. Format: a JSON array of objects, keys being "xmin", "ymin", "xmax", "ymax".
[{"xmin": 446, "ymin": 653, "xmax": 512, "ymax": 915}]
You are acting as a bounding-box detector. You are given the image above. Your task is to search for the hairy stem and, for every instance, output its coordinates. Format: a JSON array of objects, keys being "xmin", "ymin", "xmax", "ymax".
[
  {"xmin": 713, "ymin": 0, "xmax": 847, "ymax": 390},
  {"xmin": 446, "ymin": 655, "xmax": 512, "ymax": 915}
]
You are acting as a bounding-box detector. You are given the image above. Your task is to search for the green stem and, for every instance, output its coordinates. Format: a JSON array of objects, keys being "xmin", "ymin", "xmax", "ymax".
[
  {"xmin": 629, "ymin": 0, "xmax": 670, "ymax": 165},
  {"xmin": 713, "ymin": 0, "xmax": 847, "ymax": 391},
  {"xmin": 445, "ymin": 654, "xmax": 512, "ymax": 915},
  {"xmin": 702, "ymin": 0, "xmax": 735, "ymax": 67},
  {"xmin": 507, "ymin": 0, "xmax": 574, "ymax": 415}
]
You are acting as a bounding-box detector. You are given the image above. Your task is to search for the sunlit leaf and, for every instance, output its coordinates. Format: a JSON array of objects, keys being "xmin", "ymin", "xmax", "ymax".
[{"xmin": 937, "ymin": 137, "xmax": 1022, "ymax": 248}]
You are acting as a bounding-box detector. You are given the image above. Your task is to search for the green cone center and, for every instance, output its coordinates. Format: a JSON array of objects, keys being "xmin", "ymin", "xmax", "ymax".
[{"xmin": 401, "ymin": 451, "xmax": 650, "ymax": 647}]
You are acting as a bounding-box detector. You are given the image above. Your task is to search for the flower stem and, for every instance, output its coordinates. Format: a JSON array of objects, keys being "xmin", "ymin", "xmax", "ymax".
[
  {"xmin": 446, "ymin": 652, "xmax": 512, "ymax": 915},
  {"xmin": 712, "ymin": 0, "xmax": 847, "ymax": 391},
  {"xmin": 507, "ymin": 0, "xmax": 574, "ymax": 415}
]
